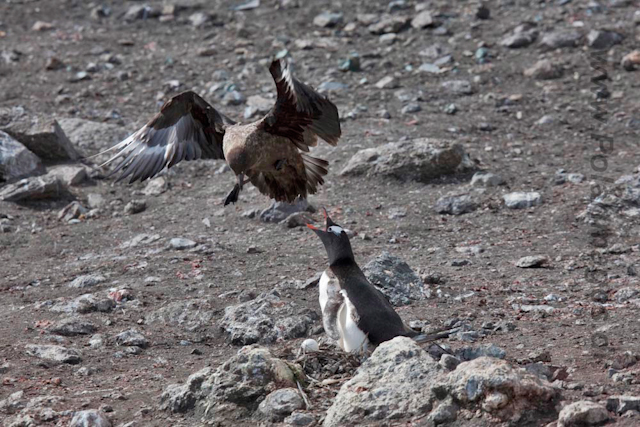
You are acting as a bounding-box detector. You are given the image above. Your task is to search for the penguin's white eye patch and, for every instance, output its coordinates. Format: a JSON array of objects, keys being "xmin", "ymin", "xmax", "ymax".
[{"xmin": 327, "ymin": 225, "xmax": 344, "ymax": 236}]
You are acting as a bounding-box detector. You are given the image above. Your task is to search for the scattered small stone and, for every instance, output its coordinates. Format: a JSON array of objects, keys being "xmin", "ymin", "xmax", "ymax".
[
  {"xmin": 540, "ymin": 30, "xmax": 582, "ymax": 49},
  {"xmin": 301, "ymin": 338, "xmax": 319, "ymax": 353},
  {"xmin": 124, "ymin": 199, "xmax": 146, "ymax": 215},
  {"xmin": 188, "ymin": 12, "xmax": 211, "ymax": 27},
  {"xmin": 516, "ymin": 255, "xmax": 549, "ymax": 268},
  {"xmin": 260, "ymin": 199, "xmax": 314, "ymax": 223},
  {"xmin": 476, "ymin": 4, "xmax": 490, "ymax": 19},
  {"xmin": 458, "ymin": 343, "xmax": 506, "ymax": 361},
  {"xmin": 368, "ymin": 15, "xmax": 410, "ymax": 34},
  {"xmin": 500, "ymin": 31, "xmax": 538, "ymax": 48},
  {"xmin": 503, "ymin": 191, "xmax": 542, "ymax": 209},
  {"xmin": 143, "ymin": 177, "xmax": 168, "ymax": 196},
  {"xmin": 45, "ymin": 57, "xmax": 65, "ymax": 70},
  {"xmin": 339, "ymin": 54, "xmax": 361, "ymax": 72},
  {"xmin": 440, "ymin": 354, "xmax": 461, "ymax": 370}
]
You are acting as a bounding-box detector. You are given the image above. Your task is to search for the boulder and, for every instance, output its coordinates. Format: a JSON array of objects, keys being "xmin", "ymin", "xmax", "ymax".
[
  {"xmin": 558, "ymin": 401, "xmax": 610, "ymax": 427},
  {"xmin": 340, "ymin": 139, "xmax": 474, "ymax": 183},
  {"xmin": 362, "ymin": 251, "xmax": 429, "ymax": 305},
  {"xmin": 0, "ymin": 175, "xmax": 67, "ymax": 202},
  {"xmin": 220, "ymin": 291, "xmax": 318, "ymax": 345},
  {"xmin": 0, "ymin": 131, "xmax": 44, "ymax": 182}
]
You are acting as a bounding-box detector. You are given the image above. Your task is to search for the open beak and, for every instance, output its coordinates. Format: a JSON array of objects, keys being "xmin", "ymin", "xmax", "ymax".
[{"xmin": 306, "ymin": 223, "xmax": 319, "ymax": 231}]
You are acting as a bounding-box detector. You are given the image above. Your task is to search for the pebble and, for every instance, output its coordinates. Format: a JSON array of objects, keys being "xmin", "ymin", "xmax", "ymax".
[
  {"xmin": 411, "ymin": 11, "xmax": 434, "ymax": 29},
  {"xmin": 470, "ymin": 171, "xmax": 504, "ymax": 187},
  {"xmin": 435, "ymin": 194, "xmax": 477, "ymax": 215},
  {"xmin": 301, "ymin": 339, "xmax": 319, "ymax": 353},
  {"xmin": 622, "ymin": 50, "xmax": 640, "ymax": 71},
  {"xmin": 441, "ymin": 80, "xmax": 473, "ymax": 95},
  {"xmin": 401, "ymin": 103, "xmax": 421, "ymax": 114},
  {"xmin": 188, "ymin": 12, "xmax": 210, "ymax": 27}
]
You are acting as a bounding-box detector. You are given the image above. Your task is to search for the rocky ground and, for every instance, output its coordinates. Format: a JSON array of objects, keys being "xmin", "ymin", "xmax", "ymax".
[{"xmin": 1, "ymin": 0, "xmax": 640, "ymax": 426}]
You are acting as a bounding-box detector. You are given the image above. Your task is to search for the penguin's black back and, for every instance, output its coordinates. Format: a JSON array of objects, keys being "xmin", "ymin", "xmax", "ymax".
[{"xmin": 331, "ymin": 261, "xmax": 415, "ymax": 345}]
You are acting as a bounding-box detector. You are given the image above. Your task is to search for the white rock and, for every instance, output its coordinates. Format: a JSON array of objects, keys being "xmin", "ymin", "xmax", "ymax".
[
  {"xmin": 503, "ymin": 191, "xmax": 542, "ymax": 209},
  {"xmin": 301, "ymin": 338, "xmax": 319, "ymax": 353},
  {"xmin": 558, "ymin": 401, "xmax": 610, "ymax": 427}
]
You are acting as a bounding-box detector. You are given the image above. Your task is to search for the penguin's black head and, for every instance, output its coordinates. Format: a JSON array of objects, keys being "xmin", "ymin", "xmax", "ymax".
[{"xmin": 307, "ymin": 208, "xmax": 354, "ymax": 266}]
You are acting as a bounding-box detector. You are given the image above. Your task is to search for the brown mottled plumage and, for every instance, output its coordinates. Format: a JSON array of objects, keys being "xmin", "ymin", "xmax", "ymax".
[{"xmin": 95, "ymin": 58, "xmax": 341, "ymax": 205}]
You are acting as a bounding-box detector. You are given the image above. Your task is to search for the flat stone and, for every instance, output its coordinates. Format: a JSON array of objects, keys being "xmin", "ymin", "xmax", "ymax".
[
  {"xmin": 47, "ymin": 164, "xmax": 87, "ymax": 186},
  {"xmin": 500, "ymin": 31, "xmax": 538, "ymax": 48},
  {"xmin": 313, "ymin": 12, "xmax": 343, "ymax": 28},
  {"xmin": 0, "ymin": 175, "xmax": 67, "ymax": 202},
  {"xmin": 143, "ymin": 177, "xmax": 168, "ymax": 196},
  {"xmin": 68, "ymin": 274, "xmax": 106, "ymax": 288},
  {"xmin": 503, "ymin": 191, "xmax": 542, "ymax": 209},
  {"xmin": 25, "ymin": 344, "xmax": 82, "ymax": 364},
  {"xmin": 540, "ymin": 30, "xmax": 583, "ymax": 49},
  {"xmin": 441, "ymin": 80, "xmax": 473, "ymax": 95},
  {"xmin": 170, "ymin": 238, "xmax": 197, "ymax": 250},
  {"xmin": 50, "ymin": 318, "xmax": 97, "ymax": 336},
  {"xmin": 375, "ymin": 76, "xmax": 398, "ymax": 89},
  {"xmin": 0, "ymin": 131, "xmax": 44, "ymax": 182},
  {"xmin": 516, "ymin": 255, "xmax": 549, "ymax": 268},
  {"xmin": 58, "ymin": 201, "xmax": 88, "ymax": 222},
  {"xmin": 368, "ymin": 15, "xmax": 410, "ymax": 34},
  {"xmin": 260, "ymin": 199, "xmax": 314, "ymax": 223},
  {"xmin": 124, "ymin": 199, "xmax": 146, "ymax": 215},
  {"xmin": 341, "ymin": 139, "xmax": 474, "ymax": 183}
]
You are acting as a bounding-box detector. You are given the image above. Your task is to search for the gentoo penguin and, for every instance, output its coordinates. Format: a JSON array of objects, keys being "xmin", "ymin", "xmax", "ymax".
[
  {"xmin": 95, "ymin": 58, "xmax": 341, "ymax": 205},
  {"xmin": 308, "ymin": 210, "xmax": 434, "ymax": 353}
]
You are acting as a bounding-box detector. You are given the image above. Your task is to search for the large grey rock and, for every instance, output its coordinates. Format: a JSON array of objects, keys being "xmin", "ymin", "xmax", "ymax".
[
  {"xmin": 324, "ymin": 337, "xmax": 443, "ymax": 426},
  {"xmin": 340, "ymin": 139, "xmax": 474, "ymax": 183},
  {"xmin": 220, "ymin": 291, "xmax": 318, "ymax": 345},
  {"xmin": 503, "ymin": 191, "xmax": 542, "ymax": 209},
  {"xmin": 260, "ymin": 199, "xmax": 315, "ymax": 223},
  {"xmin": 47, "ymin": 164, "xmax": 87, "ymax": 186},
  {"xmin": 362, "ymin": 251, "xmax": 429, "ymax": 305},
  {"xmin": 257, "ymin": 388, "xmax": 304, "ymax": 422},
  {"xmin": 605, "ymin": 395, "xmax": 640, "ymax": 414},
  {"xmin": 57, "ymin": 118, "xmax": 128, "ymax": 164},
  {"xmin": 25, "ymin": 344, "xmax": 82, "ymax": 364},
  {"xmin": 0, "ymin": 175, "xmax": 67, "ymax": 202},
  {"xmin": 0, "ymin": 111, "xmax": 81, "ymax": 163},
  {"xmin": 69, "ymin": 409, "xmax": 111, "ymax": 427},
  {"xmin": 434, "ymin": 357, "xmax": 559, "ymax": 421},
  {"xmin": 48, "ymin": 293, "xmax": 116, "ymax": 314},
  {"xmin": 161, "ymin": 345, "xmax": 302, "ymax": 420},
  {"xmin": 50, "ymin": 318, "xmax": 97, "ymax": 336},
  {"xmin": 0, "ymin": 131, "xmax": 44, "ymax": 182},
  {"xmin": 557, "ymin": 401, "xmax": 610, "ymax": 427}
]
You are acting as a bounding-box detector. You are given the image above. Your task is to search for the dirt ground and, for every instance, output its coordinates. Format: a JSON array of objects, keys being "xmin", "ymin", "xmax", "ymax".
[{"xmin": 1, "ymin": 0, "xmax": 640, "ymax": 426}]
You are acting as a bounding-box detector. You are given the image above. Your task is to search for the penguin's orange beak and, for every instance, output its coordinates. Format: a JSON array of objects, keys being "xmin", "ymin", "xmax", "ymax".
[{"xmin": 306, "ymin": 223, "xmax": 319, "ymax": 231}]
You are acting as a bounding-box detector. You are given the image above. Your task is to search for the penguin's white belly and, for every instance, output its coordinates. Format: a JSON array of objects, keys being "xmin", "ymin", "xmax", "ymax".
[
  {"xmin": 337, "ymin": 290, "xmax": 369, "ymax": 353},
  {"xmin": 319, "ymin": 270, "xmax": 330, "ymax": 312}
]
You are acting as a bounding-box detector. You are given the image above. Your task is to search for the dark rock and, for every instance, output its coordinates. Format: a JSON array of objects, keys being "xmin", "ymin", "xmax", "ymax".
[
  {"xmin": 587, "ymin": 30, "xmax": 623, "ymax": 49},
  {"xmin": 260, "ymin": 199, "xmax": 315, "ymax": 223},
  {"xmin": 257, "ymin": 388, "xmax": 304, "ymax": 422},
  {"xmin": 362, "ymin": 251, "xmax": 429, "ymax": 305},
  {"xmin": 50, "ymin": 318, "xmax": 97, "ymax": 336},
  {"xmin": 0, "ymin": 131, "xmax": 44, "ymax": 182},
  {"xmin": 540, "ymin": 30, "xmax": 583, "ymax": 49},
  {"xmin": 434, "ymin": 193, "xmax": 477, "ymax": 215}
]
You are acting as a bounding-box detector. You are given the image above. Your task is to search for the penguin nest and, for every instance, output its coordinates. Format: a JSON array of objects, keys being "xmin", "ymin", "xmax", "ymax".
[{"xmin": 278, "ymin": 342, "xmax": 362, "ymax": 382}]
